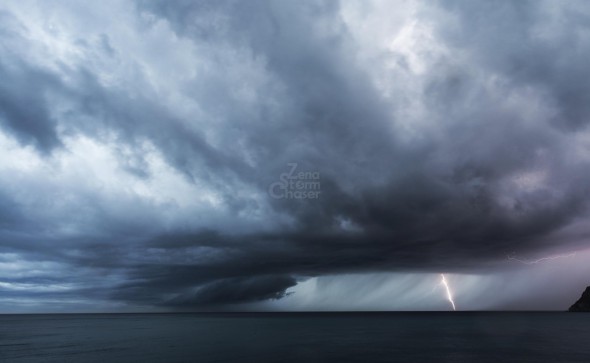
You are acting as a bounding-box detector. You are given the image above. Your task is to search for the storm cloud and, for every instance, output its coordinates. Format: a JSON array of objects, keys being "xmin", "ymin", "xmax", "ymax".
[{"xmin": 1, "ymin": 0, "xmax": 590, "ymax": 311}]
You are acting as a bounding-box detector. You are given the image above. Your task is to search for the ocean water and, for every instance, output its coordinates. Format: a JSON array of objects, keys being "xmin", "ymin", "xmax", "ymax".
[{"xmin": 0, "ymin": 312, "xmax": 589, "ymax": 362}]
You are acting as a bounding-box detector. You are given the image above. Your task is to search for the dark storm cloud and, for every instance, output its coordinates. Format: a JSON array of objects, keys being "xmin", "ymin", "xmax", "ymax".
[
  {"xmin": 129, "ymin": 0, "xmax": 590, "ymax": 250},
  {"xmin": 0, "ymin": 191, "xmax": 22, "ymax": 230},
  {"xmin": 436, "ymin": 0, "xmax": 590, "ymax": 130},
  {"xmin": 1, "ymin": 0, "xmax": 590, "ymax": 309},
  {"xmin": 163, "ymin": 275, "xmax": 297, "ymax": 307},
  {"xmin": 0, "ymin": 53, "xmax": 63, "ymax": 153}
]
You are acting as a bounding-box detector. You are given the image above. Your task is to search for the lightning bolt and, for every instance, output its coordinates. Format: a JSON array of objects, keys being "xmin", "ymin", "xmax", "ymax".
[
  {"xmin": 440, "ymin": 274, "xmax": 456, "ymax": 311},
  {"xmin": 507, "ymin": 251, "xmax": 577, "ymax": 265}
]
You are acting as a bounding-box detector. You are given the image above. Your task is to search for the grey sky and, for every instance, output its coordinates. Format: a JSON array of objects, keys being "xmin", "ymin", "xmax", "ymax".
[{"xmin": 1, "ymin": 0, "xmax": 590, "ymax": 312}]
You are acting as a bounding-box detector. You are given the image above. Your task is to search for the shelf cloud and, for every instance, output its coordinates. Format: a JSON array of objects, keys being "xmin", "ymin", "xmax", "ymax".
[{"xmin": 1, "ymin": 0, "xmax": 590, "ymax": 311}]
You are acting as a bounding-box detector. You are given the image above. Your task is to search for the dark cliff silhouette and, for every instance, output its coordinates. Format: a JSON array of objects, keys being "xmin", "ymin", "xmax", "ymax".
[{"xmin": 569, "ymin": 286, "xmax": 590, "ymax": 312}]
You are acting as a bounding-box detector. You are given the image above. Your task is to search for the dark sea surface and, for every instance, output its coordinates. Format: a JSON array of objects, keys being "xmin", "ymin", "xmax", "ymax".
[{"xmin": 0, "ymin": 312, "xmax": 589, "ymax": 362}]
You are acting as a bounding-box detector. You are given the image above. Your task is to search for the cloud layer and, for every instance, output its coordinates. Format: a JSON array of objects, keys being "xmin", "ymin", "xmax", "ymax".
[{"xmin": 1, "ymin": 0, "xmax": 590, "ymax": 310}]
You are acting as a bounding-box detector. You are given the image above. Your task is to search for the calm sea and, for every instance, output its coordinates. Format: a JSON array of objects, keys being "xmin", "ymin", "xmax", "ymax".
[{"xmin": 0, "ymin": 312, "xmax": 588, "ymax": 362}]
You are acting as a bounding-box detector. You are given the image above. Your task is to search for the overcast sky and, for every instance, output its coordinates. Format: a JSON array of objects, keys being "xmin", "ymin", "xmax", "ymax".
[{"xmin": 1, "ymin": 0, "xmax": 590, "ymax": 312}]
